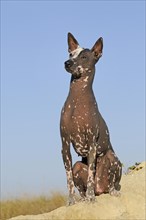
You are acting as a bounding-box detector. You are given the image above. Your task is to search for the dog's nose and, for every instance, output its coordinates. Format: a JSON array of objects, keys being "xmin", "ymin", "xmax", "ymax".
[{"xmin": 65, "ymin": 60, "xmax": 73, "ymax": 68}]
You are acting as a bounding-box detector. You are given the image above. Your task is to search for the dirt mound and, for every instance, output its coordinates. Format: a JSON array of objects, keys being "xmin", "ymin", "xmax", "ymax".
[{"xmin": 8, "ymin": 162, "xmax": 146, "ymax": 220}]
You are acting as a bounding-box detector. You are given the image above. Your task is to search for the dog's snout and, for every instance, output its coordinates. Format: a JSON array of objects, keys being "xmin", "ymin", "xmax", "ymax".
[{"xmin": 65, "ymin": 60, "xmax": 73, "ymax": 68}]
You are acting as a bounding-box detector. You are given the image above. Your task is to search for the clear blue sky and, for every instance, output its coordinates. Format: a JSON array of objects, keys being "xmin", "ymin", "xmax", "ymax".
[{"xmin": 1, "ymin": 1, "xmax": 145, "ymax": 199}]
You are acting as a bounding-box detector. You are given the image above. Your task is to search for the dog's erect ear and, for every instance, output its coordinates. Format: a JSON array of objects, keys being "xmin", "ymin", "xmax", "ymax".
[
  {"xmin": 91, "ymin": 37, "xmax": 103, "ymax": 60},
  {"xmin": 68, "ymin": 32, "xmax": 79, "ymax": 52}
]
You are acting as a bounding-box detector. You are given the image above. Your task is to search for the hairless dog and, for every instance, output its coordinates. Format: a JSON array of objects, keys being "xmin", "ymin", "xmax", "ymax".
[{"xmin": 60, "ymin": 33, "xmax": 122, "ymax": 205}]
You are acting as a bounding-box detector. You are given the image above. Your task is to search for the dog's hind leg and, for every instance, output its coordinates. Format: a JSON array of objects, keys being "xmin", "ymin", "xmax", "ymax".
[
  {"xmin": 72, "ymin": 161, "xmax": 88, "ymax": 200},
  {"xmin": 106, "ymin": 150, "xmax": 122, "ymax": 196}
]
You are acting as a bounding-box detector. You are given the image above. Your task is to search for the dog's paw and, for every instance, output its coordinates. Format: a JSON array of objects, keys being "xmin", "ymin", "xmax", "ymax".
[
  {"xmin": 78, "ymin": 196, "xmax": 86, "ymax": 203},
  {"xmin": 109, "ymin": 188, "xmax": 121, "ymax": 197},
  {"xmin": 86, "ymin": 188, "xmax": 96, "ymax": 203},
  {"xmin": 67, "ymin": 195, "xmax": 76, "ymax": 206},
  {"xmin": 85, "ymin": 195, "xmax": 96, "ymax": 203}
]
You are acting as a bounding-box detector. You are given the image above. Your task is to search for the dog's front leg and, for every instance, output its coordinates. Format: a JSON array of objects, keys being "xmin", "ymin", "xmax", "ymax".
[
  {"xmin": 62, "ymin": 142, "xmax": 76, "ymax": 205},
  {"xmin": 86, "ymin": 143, "xmax": 96, "ymax": 202}
]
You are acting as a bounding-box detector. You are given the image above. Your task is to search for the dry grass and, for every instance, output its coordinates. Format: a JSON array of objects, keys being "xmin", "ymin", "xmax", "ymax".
[{"xmin": 0, "ymin": 192, "xmax": 67, "ymax": 220}]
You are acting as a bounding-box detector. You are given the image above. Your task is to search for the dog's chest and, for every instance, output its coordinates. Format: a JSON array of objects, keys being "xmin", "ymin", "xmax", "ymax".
[{"xmin": 61, "ymin": 97, "xmax": 99, "ymax": 156}]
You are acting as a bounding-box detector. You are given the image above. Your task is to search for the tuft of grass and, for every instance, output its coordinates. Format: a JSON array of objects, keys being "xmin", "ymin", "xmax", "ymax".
[{"xmin": 0, "ymin": 192, "xmax": 67, "ymax": 220}]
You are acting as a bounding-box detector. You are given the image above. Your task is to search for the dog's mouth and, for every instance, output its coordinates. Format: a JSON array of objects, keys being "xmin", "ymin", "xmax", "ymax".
[{"xmin": 65, "ymin": 65, "xmax": 84, "ymax": 79}]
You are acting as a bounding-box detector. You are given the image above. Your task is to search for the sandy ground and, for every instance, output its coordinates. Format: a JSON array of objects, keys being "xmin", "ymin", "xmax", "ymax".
[{"xmin": 9, "ymin": 162, "xmax": 146, "ymax": 220}]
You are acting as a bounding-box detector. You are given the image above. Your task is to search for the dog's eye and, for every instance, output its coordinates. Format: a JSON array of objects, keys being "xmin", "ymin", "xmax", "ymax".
[{"xmin": 69, "ymin": 53, "xmax": 72, "ymax": 57}]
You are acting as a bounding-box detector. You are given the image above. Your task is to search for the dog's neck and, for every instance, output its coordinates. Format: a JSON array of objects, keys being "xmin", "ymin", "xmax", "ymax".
[{"xmin": 69, "ymin": 69, "xmax": 96, "ymax": 99}]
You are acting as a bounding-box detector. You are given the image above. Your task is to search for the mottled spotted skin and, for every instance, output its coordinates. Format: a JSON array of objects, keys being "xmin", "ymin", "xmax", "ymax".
[
  {"xmin": 60, "ymin": 33, "xmax": 122, "ymax": 205},
  {"xmin": 73, "ymin": 150, "xmax": 122, "ymax": 199}
]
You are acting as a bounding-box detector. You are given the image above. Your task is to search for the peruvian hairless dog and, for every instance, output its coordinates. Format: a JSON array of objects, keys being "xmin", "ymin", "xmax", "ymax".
[{"xmin": 60, "ymin": 33, "xmax": 122, "ymax": 205}]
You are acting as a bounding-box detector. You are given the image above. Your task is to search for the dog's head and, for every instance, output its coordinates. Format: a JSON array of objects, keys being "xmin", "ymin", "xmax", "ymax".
[{"xmin": 64, "ymin": 32, "xmax": 103, "ymax": 79}]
